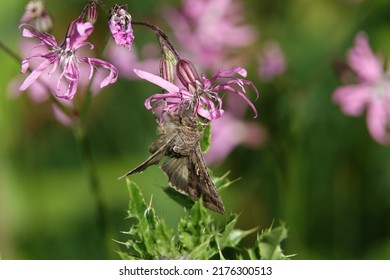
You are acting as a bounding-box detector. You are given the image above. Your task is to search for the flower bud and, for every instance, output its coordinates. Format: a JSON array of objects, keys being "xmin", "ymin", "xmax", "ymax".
[
  {"xmin": 80, "ymin": 0, "xmax": 98, "ymax": 25},
  {"xmin": 160, "ymin": 59, "xmax": 175, "ymax": 83},
  {"xmin": 176, "ymin": 59, "xmax": 201, "ymax": 88}
]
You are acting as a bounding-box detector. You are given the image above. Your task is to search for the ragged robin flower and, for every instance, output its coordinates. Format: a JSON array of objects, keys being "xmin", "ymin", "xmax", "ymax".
[
  {"xmin": 134, "ymin": 59, "xmax": 258, "ymax": 122},
  {"xmin": 19, "ymin": 18, "xmax": 118, "ymax": 100}
]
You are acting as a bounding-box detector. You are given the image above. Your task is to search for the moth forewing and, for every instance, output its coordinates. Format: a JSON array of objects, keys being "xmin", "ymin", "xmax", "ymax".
[
  {"xmin": 117, "ymin": 136, "xmax": 175, "ymax": 179},
  {"xmin": 187, "ymin": 146, "xmax": 225, "ymax": 214}
]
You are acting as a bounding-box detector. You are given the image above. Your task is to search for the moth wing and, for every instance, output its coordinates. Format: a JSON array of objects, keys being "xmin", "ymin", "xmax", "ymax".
[
  {"xmin": 118, "ymin": 136, "xmax": 175, "ymax": 180},
  {"xmin": 161, "ymin": 157, "xmax": 189, "ymax": 195},
  {"xmin": 187, "ymin": 146, "xmax": 225, "ymax": 214}
]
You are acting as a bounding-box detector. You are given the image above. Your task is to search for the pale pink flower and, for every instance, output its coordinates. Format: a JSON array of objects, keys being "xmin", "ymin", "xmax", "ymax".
[
  {"xmin": 134, "ymin": 59, "xmax": 258, "ymax": 121},
  {"xmin": 19, "ymin": 19, "xmax": 118, "ymax": 100},
  {"xmin": 332, "ymin": 32, "xmax": 390, "ymax": 145},
  {"xmin": 205, "ymin": 94, "xmax": 267, "ymax": 165},
  {"xmin": 164, "ymin": 0, "xmax": 256, "ymax": 71},
  {"xmin": 109, "ymin": 5, "xmax": 134, "ymax": 50},
  {"xmin": 258, "ymin": 41, "xmax": 287, "ymax": 82}
]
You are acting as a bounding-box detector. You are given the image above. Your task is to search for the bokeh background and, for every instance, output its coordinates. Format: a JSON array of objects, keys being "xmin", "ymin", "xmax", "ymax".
[{"xmin": 1, "ymin": 0, "xmax": 390, "ymax": 259}]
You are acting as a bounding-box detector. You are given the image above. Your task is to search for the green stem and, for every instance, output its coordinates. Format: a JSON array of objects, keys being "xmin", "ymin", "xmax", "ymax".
[
  {"xmin": 0, "ymin": 40, "xmax": 21, "ymax": 62},
  {"xmin": 132, "ymin": 21, "xmax": 181, "ymax": 61},
  {"xmin": 73, "ymin": 118, "xmax": 112, "ymax": 259},
  {"xmin": 1, "ymin": 38, "xmax": 113, "ymax": 258}
]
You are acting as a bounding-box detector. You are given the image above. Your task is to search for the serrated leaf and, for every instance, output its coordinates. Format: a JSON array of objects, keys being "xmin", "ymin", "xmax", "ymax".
[
  {"xmin": 177, "ymin": 200, "xmax": 214, "ymax": 252},
  {"xmin": 217, "ymin": 214, "xmax": 257, "ymax": 248},
  {"xmin": 178, "ymin": 203, "xmax": 204, "ymax": 249},
  {"xmin": 188, "ymin": 237, "xmax": 217, "ymax": 260},
  {"xmin": 212, "ymin": 171, "xmax": 239, "ymax": 192},
  {"xmin": 257, "ymin": 222, "xmax": 289, "ymax": 260},
  {"xmin": 121, "ymin": 179, "xmax": 176, "ymax": 259},
  {"xmin": 127, "ymin": 179, "xmax": 148, "ymax": 217}
]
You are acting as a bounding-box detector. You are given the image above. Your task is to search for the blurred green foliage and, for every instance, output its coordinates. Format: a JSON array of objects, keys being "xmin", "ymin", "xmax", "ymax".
[{"xmin": 1, "ymin": 0, "xmax": 390, "ymax": 260}]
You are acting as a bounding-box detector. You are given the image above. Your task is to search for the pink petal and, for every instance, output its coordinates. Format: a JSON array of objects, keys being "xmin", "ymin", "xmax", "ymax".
[
  {"xmin": 144, "ymin": 92, "xmax": 182, "ymax": 110},
  {"xmin": 19, "ymin": 24, "xmax": 58, "ymax": 47},
  {"xmin": 79, "ymin": 57, "xmax": 118, "ymax": 88},
  {"xmin": 332, "ymin": 84, "xmax": 371, "ymax": 116},
  {"xmin": 19, "ymin": 59, "xmax": 52, "ymax": 91},
  {"xmin": 215, "ymin": 84, "xmax": 258, "ymax": 118},
  {"xmin": 366, "ymin": 99, "xmax": 390, "ymax": 145},
  {"xmin": 348, "ymin": 32, "xmax": 383, "ymax": 82},
  {"xmin": 207, "ymin": 67, "xmax": 248, "ymax": 85},
  {"xmin": 133, "ymin": 69, "xmax": 179, "ymax": 92},
  {"xmin": 205, "ymin": 111, "xmax": 267, "ymax": 166},
  {"xmin": 67, "ymin": 20, "xmax": 94, "ymax": 50}
]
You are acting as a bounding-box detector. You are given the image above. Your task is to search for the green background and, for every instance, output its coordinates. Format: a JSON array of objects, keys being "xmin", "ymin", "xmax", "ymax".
[{"xmin": 1, "ymin": 0, "xmax": 390, "ymax": 259}]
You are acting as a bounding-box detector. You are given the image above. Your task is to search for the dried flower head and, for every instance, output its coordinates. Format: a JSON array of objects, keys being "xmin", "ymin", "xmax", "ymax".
[
  {"xmin": 21, "ymin": 0, "xmax": 53, "ymax": 32},
  {"xmin": 109, "ymin": 5, "xmax": 134, "ymax": 50}
]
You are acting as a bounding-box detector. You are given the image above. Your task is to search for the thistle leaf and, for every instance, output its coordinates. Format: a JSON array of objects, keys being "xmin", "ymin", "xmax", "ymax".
[
  {"xmin": 248, "ymin": 222, "xmax": 290, "ymax": 260},
  {"xmin": 121, "ymin": 179, "xmax": 176, "ymax": 259}
]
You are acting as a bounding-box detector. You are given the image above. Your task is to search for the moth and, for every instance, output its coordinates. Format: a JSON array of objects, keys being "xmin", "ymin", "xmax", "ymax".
[{"xmin": 119, "ymin": 114, "xmax": 225, "ymax": 214}]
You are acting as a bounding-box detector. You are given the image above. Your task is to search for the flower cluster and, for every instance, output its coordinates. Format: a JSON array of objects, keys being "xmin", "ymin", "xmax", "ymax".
[
  {"xmin": 332, "ymin": 32, "xmax": 390, "ymax": 145},
  {"xmin": 16, "ymin": 0, "xmax": 259, "ymax": 149}
]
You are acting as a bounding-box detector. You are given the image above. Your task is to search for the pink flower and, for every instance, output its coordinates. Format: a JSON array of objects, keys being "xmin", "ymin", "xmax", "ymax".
[
  {"xmin": 134, "ymin": 59, "xmax": 258, "ymax": 121},
  {"xmin": 258, "ymin": 41, "xmax": 287, "ymax": 82},
  {"xmin": 19, "ymin": 19, "xmax": 118, "ymax": 100},
  {"xmin": 332, "ymin": 32, "xmax": 390, "ymax": 145},
  {"xmin": 164, "ymin": 0, "xmax": 256, "ymax": 71},
  {"xmin": 205, "ymin": 94, "xmax": 267, "ymax": 165},
  {"xmin": 109, "ymin": 5, "xmax": 134, "ymax": 50}
]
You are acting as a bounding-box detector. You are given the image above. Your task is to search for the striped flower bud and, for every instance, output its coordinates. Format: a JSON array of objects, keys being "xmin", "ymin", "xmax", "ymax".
[
  {"xmin": 176, "ymin": 59, "xmax": 201, "ymax": 88},
  {"xmin": 160, "ymin": 59, "xmax": 175, "ymax": 83},
  {"xmin": 80, "ymin": 0, "xmax": 98, "ymax": 25}
]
